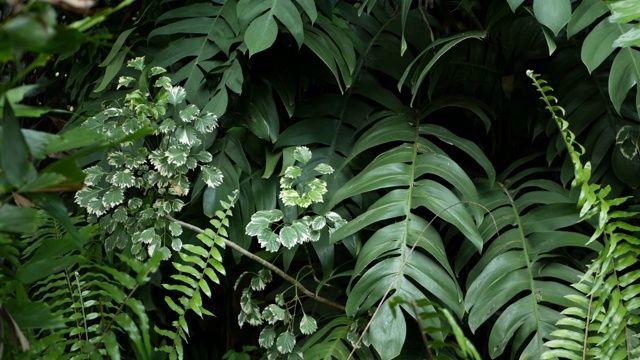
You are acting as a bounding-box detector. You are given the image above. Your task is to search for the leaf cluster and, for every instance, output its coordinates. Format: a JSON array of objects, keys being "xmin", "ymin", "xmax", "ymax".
[{"xmin": 74, "ymin": 57, "xmax": 223, "ymax": 260}]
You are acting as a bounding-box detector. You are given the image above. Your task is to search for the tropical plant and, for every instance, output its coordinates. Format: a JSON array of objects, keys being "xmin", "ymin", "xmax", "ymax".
[
  {"xmin": 156, "ymin": 192, "xmax": 237, "ymax": 359},
  {"xmin": 4, "ymin": 0, "xmax": 640, "ymax": 359},
  {"xmin": 0, "ymin": 1, "xmax": 156, "ymax": 358},
  {"xmin": 464, "ymin": 163, "xmax": 600, "ymax": 358},
  {"xmin": 75, "ymin": 57, "xmax": 222, "ymax": 260},
  {"xmin": 508, "ymin": 0, "xmax": 640, "ymax": 190},
  {"xmin": 23, "ymin": 213, "xmax": 162, "ymax": 360}
]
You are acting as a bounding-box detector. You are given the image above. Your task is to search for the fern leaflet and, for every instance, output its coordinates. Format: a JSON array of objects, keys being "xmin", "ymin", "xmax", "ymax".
[{"xmin": 156, "ymin": 191, "xmax": 238, "ymax": 359}]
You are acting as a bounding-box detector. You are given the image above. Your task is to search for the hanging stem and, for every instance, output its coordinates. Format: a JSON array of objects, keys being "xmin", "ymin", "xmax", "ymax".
[{"xmin": 166, "ymin": 215, "xmax": 346, "ymax": 312}]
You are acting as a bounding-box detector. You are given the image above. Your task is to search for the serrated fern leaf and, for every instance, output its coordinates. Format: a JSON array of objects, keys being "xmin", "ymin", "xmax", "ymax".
[
  {"xmin": 157, "ymin": 191, "xmax": 238, "ymax": 359},
  {"xmin": 527, "ymin": 71, "xmax": 640, "ymax": 359},
  {"xmin": 23, "ymin": 214, "xmax": 160, "ymax": 360}
]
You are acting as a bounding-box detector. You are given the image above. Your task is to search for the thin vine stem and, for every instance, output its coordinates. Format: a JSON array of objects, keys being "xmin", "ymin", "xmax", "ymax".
[
  {"xmin": 74, "ymin": 272, "xmax": 90, "ymax": 345},
  {"xmin": 410, "ymin": 298, "xmax": 433, "ymax": 360},
  {"xmin": 166, "ymin": 215, "xmax": 346, "ymax": 312}
]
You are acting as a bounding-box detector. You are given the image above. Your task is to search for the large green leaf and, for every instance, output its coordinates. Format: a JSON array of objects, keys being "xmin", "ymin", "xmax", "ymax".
[
  {"xmin": 607, "ymin": 0, "xmax": 640, "ymax": 24},
  {"xmin": 330, "ymin": 141, "xmax": 484, "ymax": 241},
  {"xmin": 1, "ymin": 101, "xmax": 35, "ymax": 188},
  {"xmin": 343, "ymin": 114, "xmax": 415, "ymax": 164},
  {"xmin": 0, "ymin": 205, "xmax": 39, "ymax": 234},
  {"xmin": 507, "ymin": 0, "xmax": 526, "ymax": 12},
  {"xmin": 238, "ymin": 0, "xmax": 304, "ymax": 56},
  {"xmin": 567, "ymin": 0, "xmax": 609, "ymax": 37},
  {"xmin": 347, "ymin": 252, "xmax": 463, "ymax": 316},
  {"xmin": 244, "ymin": 12, "xmax": 278, "ymax": 56},
  {"xmin": 4, "ymin": 299, "xmax": 64, "ymax": 329},
  {"xmin": 368, "ymin": 299, "xmax": 405, "ymax": 359},
  {"xmin": 348, "ymin": 214, "xmax": 453, "ymax": 278},
  {"xmin": 329, "ymin": 143, "xmax": 480, "ymax": 213},
  {"xmin": 420, "ymin": 124, "xmax": 495, "ymax": 185},
  {"xmin": 303, "ymin": 18, "xmax": 356, "ymax": 93},
  {"xmin": 239, "ymin": 82, "xmax": 279, "ymax": 142},
  {"xmin": 412, "ymin": 180, "xmax": 483, "ymax": 251},
  {"xmin": 332, "ymin": 112, "xmax": 483, "ymax": 357},
  {"xmin": 150, "ymin": 2, "xmax": 243, "ymax": 114},
  {"xmin": 582, "ymin": 20, "xmax": 626, "ymax": 74},
  {"xmin": 533, "ymin": 0, "xmax": 572, "ymax": 36},
  {"xmin": 608, "ymin": 47, "xmax": 640, "ymax": 113}
]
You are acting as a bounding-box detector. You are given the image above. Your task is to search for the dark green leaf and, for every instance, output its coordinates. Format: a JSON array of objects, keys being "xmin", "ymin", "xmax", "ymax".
[
  {"xmin": 2, "ymin": 14, "xmax": 50, "ymax": 51},
  {"xmin": 0, "ymin": 205, "xmax": 39, "ymax": 234},
  {"xmin": 368, "ymin": 299, "xmax": 406, "ymax": 359},
  {"xmin": 608, "ymin": 48, "xmax": 640, "ymax": 113},
  {"xmin": 1, "ymin": 101, "xmax": 35, "ymax": 188},
  {"xmin": 273, "ymin": 0, "xmax": 304, "ymax": 47},
  {"xmin": 507, "ymin": 0, "xmax": 525, "ymax": 12},
  {"xmin": 94, "ymin": 49, "xmax": 128, "ymax": 93},
  {"xmin": 568, "ymin": 0, "xmax": 609, "ymax": 37},
  {"xmin": 18, "ymin": 256, "xmax": 82, "ymax": 284},
  {"xmin": 245, "ymin": 12, "xmax": 278, "ymax": 56},
  {"xmin": 533, "ymin": 0, "xmax": 572, "ymax": 36},
  {"xmin": 581, "ymin": 20, "xmax": 622, "ymax": 74},
  {"xmin": 4, "ymin": 299, "xmax": 63, "ymax": 329},
  {"xmin": 103, "ymin": 330, "xmax": 121, "ymax": 360}
]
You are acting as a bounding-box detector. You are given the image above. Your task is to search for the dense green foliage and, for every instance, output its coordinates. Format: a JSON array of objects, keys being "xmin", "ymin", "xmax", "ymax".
[{"xmin": 2, "ymin": 0, "xmax": 640, "ymax": 359}]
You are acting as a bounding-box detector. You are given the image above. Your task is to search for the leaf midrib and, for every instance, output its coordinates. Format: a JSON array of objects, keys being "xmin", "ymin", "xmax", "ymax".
[{"xmin": 502, "ymin": 183, "xmax": 545, "ymax": 350}]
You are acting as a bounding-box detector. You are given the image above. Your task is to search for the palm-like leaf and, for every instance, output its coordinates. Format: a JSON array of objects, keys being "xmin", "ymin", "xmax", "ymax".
[
  {"xmin": 327, "ymin": 110, "xmax": 490, "ymax": 358},
  {"xmin": 464, "ymin": 172, "xmax": 602, "ymax": 359},
  {"xmin": 149, "ymin": 1, "xmax": 243, "ymax": 115}
]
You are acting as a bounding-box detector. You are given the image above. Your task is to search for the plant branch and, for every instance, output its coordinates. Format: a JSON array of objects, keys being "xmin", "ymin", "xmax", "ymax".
[
  {"xmin": 410, "ymin": 298, "xmax": 432, "ymax": 360},
  {"xmin": 74, "ymin": 272, "xmax": 90, "ymax": 344},
  {"xmin": 166, "ymin": 215, "xmax": 346, "ymax": 312}
]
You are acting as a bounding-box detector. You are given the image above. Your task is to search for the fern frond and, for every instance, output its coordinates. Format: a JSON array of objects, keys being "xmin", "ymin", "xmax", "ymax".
[
  {"xmin": 528, "ymin": 70, "xmax": 640, "ymax": 359},
  {"xmin": 156, "ymin": 191, "xmax": 238, "ymax": 359},
  {"xmin": 390, "ymin": 297, "xmax": 482, "ymax": 360},
  {"xmin": 32, "ymin": 257, "xmax": 159, "ymax": 359}
]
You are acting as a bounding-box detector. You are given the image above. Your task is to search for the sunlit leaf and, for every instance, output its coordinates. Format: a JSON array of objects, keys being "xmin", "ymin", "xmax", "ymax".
[
  {"xmin": 168, "ymin": 86, "xmax": 187, "ymax": 105},
  {"xmin": 127, "ymin": 56, "xmax": 145, "ymax": 70}
]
